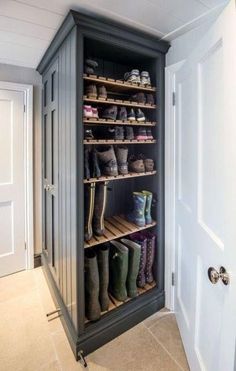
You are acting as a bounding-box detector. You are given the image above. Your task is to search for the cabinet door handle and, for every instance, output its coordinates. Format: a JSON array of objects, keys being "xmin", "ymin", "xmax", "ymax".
[{"xmin": 208, "ymin": 266, "xmax": 230, "ymax": 285}]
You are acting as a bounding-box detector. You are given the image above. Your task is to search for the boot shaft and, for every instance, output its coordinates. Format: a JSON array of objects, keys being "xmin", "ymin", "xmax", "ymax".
[
  {"xmin": 115, "ymin": 146, "xmax": 128, "ymax": 175},
  {"xmin": 109, "ymin": 241, "xmax": 128, "ymax": 301},
  {"xmin": 142, "ymin": 190, "xmax": 153, "ymax": 224},
  {"xmin": 96, "ymin": 145, "xmax": 118, "ymax": 176},
  {"xmin": 84, "ymin": 183, "xmax": 95, "ymax": 242},
  {"xmin": 84, "ymin": 248, "xmax": 101, "ymax": 321},
  {"xmin": 120, "ymin": 238, "xmax": 141, "ymax": 298},
  {"xmin": 93, "ymin": 181, "xmax": 108, "ymax": 236}
]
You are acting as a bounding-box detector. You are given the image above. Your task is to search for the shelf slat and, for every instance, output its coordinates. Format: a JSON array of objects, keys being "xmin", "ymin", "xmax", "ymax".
[
  {"xmin": 84, "ymin": 171, "xmax": 156, "ymax": 184},
  {"xmin": 84, "ymin": 215, "xmax": 156, "ymax": 248},
  {"xmin": 83, "ymin": 139, "xmax": 156, "ymax": 145},
  {"xmin": 84, "ymin": 74, "xmax": 156, "ymax": 92},
  {"xmin": 83, "ymin": 118, "xmax": 156, "ymax": 126},
  {"xmin": 84, "ymin": 97, "xmax": 156, "ymax": 109}
]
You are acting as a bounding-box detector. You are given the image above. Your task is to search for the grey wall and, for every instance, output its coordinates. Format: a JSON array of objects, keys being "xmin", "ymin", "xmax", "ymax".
[{"xmin": 0, "ymin": 63, "xmax": 42, "ymax": 255}]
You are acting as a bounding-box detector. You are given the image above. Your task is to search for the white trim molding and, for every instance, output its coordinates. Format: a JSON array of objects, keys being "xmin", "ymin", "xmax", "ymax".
[
  {"xmin": 0, "ymin": 81, "xmax": 34, "ymax": 270},
  {"xmin": 165, "ymin": 61, "xmax": 185, "ymax": 310}
]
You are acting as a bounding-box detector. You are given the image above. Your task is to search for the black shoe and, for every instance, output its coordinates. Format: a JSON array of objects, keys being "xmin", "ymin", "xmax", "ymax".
[
  {"xmin": 131, "ymin": 92, "xmax": 146, "ymax": 104},
  {"xmin": 102, "ymin": 105, "xmax": 118, "ymax": 120},
  {"xmin": 146, "ymin": 94, "xmax": 155, "ymax": 105},
  {"xmin": 146, "ymin": 128, "xmax": 153, "ymax": 140},
  {"xmin": 125, "ymin": 127, "xmax": 134, "ymax": 140},
  {"xmin": 117, "ymin": 107, "xmax": 127, "ymax": 121},
  {"xmin": 106, "ymin": 126, "xmax": 124, "ymax": 140},
  {"xmin": 136, "ymin": 108, "xmax": 145, "ymax": 122},
  {"xmin": 127, "ymin": 108, "xmax": 136, "ymax": 121},
  {"xmin": 84, "ymin": 128, "xmax": 94, "ymax": 140}
]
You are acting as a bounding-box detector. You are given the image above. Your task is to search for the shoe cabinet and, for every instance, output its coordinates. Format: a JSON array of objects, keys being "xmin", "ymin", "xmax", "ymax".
[{"xmin": 37, "ymin": 10, "xmax": 169, "ymax": 361}]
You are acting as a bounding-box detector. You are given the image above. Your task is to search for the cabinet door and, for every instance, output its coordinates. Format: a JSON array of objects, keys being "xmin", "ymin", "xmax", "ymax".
[{"xmin": 42, "ymin": 60, "xmax": 59, "ymax": 286}]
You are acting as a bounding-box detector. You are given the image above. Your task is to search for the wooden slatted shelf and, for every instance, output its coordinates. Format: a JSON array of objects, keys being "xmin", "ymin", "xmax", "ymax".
[
  {"xmin": 83, "ymin": 74, "xmax": 156, "ymax": 92},
  {"xmin": 83, "ymin": 139, "xmax": 156, "ymax": 145},
  {"xmin": 84, "ymin": 97, "xmax": 156, "ymax": 109},
  {"xmin": 85, "ymin": 281, "xmax": 156, "ymax": 324},
  {"xmin": 84, "ymin": 215, "xmax": 156, "ymax": 248},
  {"xmin": 84, "ymin": 171, "xmax": 156, "ymax": 183},
  {"xmin": 83, "ymin": 118, "xmax": 156, "ymax": 126}
]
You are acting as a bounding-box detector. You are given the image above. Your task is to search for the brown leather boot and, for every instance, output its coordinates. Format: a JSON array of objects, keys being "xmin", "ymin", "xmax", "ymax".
[
  {"xmin": 128, "ymin": 155, "xmax": 145, "ymax": 173},
  {"xmin": 93, "ymin": 181, "xmax": 108, "ymax": 236}
]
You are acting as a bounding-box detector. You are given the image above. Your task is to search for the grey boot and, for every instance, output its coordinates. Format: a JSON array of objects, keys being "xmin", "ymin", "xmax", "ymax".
[
  {"xmin": 120, "ymin": 238, "xmax": 141, "ymax": 298},
  {"xmin": 93, "ymin": 181, "xmax": 108, "ymax": 236},
  {"xmin": 97, "ymin": 244, "xmax": 110, "ymax": 311},
  {"xmin": 84, "ymin": 183, "xmax": 95, "ymax": 241},
  {"xmin": 109, "ymin": 241, "xmax": 128, "ymax": 301},
  {"xmin": 115, "ymin": 146, "xmax": 128, "ymax": 175},
  {"xmin": 84, "ymin": 249, "xmax": 101, "ymax": 321},
  {"xmin": 96, "ymin": 146, "xmax": 118, "ymax": 176}
]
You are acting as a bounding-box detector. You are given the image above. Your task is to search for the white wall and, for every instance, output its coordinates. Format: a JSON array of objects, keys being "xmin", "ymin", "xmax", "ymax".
[{"xmin": 0, "ymin": 63, "xmax": 42, "ymax": 255}]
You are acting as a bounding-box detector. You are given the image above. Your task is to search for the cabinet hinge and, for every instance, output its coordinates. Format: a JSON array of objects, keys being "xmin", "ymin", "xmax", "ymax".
[
  {"xmin": 24, "ymin": 104, "xmax": 26, "ymax": 113},
  {"xmin": 172, "ymin": 272, "xmax": 175, "ymax": 286},
  {"xmin": 172, "ymin": 92, "xmax": 176, "ymax": 106},
  {"xmin": 25, "ymin": 242, "xmax": 27, "ymax": 250}
]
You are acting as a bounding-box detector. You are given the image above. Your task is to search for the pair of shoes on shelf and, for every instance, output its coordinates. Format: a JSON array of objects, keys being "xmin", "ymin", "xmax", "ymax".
[
  {"xmin": 109, "ymin": 238, "xmax": 141, "ymax": 301},
  {"xmin": 85, "ymin": 244, "xmax": 110, "ymax": 321},
  {"xmin": 105, "ymin": 126, "xmax": 134, "ymax": 140},
  {"xmin": 84, "ymin": 105, "xmax": 99, "ymax": 118},
  {"xmin": 84, "ymin": 58, "xmax": 98, "ymax": 75},
  {"xmin": 130, "ymin": 231, "xmax": 156, "ymax": 287},
  {"xmin": 127, "ymin": 190, "xmax": 153, "ymax": 227},
  {"xmin": 131, "ymin": 92, "xmax": 155, "ymax": 105},
  {"xmin": 124, "ymin": 70, "xmax": 151, "ymax": 86},
  {"xmin": 135, "ymin": 127, "xmax": 153, "ymax": 140},
  {"xmin": 85, "ymin": 84, "xmax": 107, "ymax": 99},
  {"xmin": 102, "ymin": 106, "xmax": 146, "ymax": 122},
  {"xmin": 128, "ymin": 154, "xmax": 154, "ymax": 173}
]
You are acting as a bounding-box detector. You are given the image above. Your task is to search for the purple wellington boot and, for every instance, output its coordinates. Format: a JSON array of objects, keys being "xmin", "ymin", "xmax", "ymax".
[
  {"xmin": 143, "ymin": 231, "xmax": 156, "ymax": 284},
  {"xmin": 129, "ymin": 232, "xmax": 147, "ymax": 288}
]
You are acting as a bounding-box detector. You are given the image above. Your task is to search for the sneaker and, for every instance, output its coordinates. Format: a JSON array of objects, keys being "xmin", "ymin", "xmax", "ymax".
[
  {"xmin": 84, "ymin": 105, "xmax": 93, "ymax": 118},
  {"xmin": 146, "ymin": 128, "xmax": 153, "ymax": 140},
  {"xmin": 131, "ymin": 92, "xmax": 146, "ymax": 104},
  {"xmin": 140, "ymin": 71, "xmax": 151, "ymax": 86},
  {"xmin": 135, "ymin": 127, "xmax": 148, "ymax": 140},
  {"xmin": 102, "ymin": 105, "xmax": 118, "ymax": 120},
  {"xmin": 124, "ymin": 69, "xmax": 141, "ymax": 84},
  {"xmin": 127, "ymin": 108, "xmax": 136, "ymax": 121},
  {"xmin": 98, "ymin": 86, "xmax": 107, "ymax": 99},
  {"xmin": 85, "ymin": 84, "xmax": 97, "ymax": 98},
  {"xmin": 136, "ymin": 108, "xmax": 146, "ymax": 122},
  {"xmin": 125, "ymin": 127, "xmax": 134, "ymax": 140},
  {"xmin": 146, "ymin": 94, "xmax": 154, "ymax": 105},
  {"xmin": 106, "ymin": 126, "xmax": 124, "ymax": 140},
  {"xmin": 117, "ymin": 107, "xmax": 127, "ymax": 121},
  {"xmin": 92, "ymin": 107, "xmax": 99, "ymax": 118}
]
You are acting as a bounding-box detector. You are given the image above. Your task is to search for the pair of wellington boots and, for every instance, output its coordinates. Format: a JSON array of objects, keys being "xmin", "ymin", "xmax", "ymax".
[
  {"xmin": 130, "ymin": 231, "xmax": 156, "ymax": 288},
  {"xmin": 84, "ymin": 181, "xmax": 108, "ymax": 242},
  {"xmin": 109, "ymin": 239, "xmax": 141, "ymax": 301},
  {"xmin": 127, "ymin": 190, "xmax": 153, "ymax": 227},
  {"xmin": 85, "ymin": 245, "xmax": 109, "ymax": 321}
]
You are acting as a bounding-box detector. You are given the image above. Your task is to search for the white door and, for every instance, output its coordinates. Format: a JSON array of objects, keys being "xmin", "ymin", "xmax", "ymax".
[
  {"xmin": 0, "ymin": 88, "xmax": 26, "ymax": 277},
  {"xmin": 174, "ymin": 2, "xmax": 236, "ymax": 370}
]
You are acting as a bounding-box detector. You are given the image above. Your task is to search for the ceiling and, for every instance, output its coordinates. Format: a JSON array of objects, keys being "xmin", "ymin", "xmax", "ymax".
[{"xmin": 0, "ymin": 0, "xmax": 228, "ymax": 69}]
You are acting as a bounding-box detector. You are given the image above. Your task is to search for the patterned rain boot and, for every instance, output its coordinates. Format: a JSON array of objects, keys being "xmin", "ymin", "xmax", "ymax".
[
  {"xmin": 120, "ymin": 238, "xmax": 141, "ymax": 298},
  {"xmin": 84, "ymin": 249, "xmax": 101, "ymax": 321},
  {"xmin": 142, "ymin": 190, "xmax": 153, "ymax": 224},
  {"xmin": 129, "ymin": 233, "xmax": 147, "ymax": 288},
  {"xmin": 84, "ymin": 183, "xmax": 95, "ymax": 241},
  {"xmin": 97, "ymin": 244, "xmax": 110, "ymax": 311},
  {"xmin": 144, "ymin": 232, "xmax": 156, "ymax": 284},
  {"xmin": 109, "ymin": 241, "xmax": 128, "ymax": 301},
  {"xmin": 93, "ymin": 181, "xmax": 108, "ymax": 236},
  {"xmin": 127, "ymin": 192, "xmax": 147, "ymax": 227}
]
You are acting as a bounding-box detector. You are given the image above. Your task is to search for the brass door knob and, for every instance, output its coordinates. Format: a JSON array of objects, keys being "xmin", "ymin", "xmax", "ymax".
[{"xmin": 208, "ymin": 266, "xmax": 230, "ymax": 285}]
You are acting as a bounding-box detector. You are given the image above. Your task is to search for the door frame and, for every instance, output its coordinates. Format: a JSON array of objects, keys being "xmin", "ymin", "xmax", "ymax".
[
  {"xmin": 0, "ymin": 81, "xmax": 34, "ymax": 270},
  {"xmin": 164, "ymin": 61, "xmax": 184, "ymax": 310}
]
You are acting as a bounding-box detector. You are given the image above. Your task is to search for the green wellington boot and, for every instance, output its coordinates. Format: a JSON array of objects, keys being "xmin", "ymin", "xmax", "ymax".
[
  {"xmin": 109, "ymin": 241, "xmax": 129, "ymax": 301},
  {"xmin": 97, "ymin": 244, "xmax": 110, "ymax": 311},
  {"xmin": 84, "ymin": 183, "xmax": 95, "ymax": 241},
  {"xmin": 142, "ymin": 190, "xmax": 153, "ymax": 224},
  {"xmin": 84, "ymin": 249, "xmax": 101, "ymax": 321},
  {"xmin": 120, "ymin": 238, "xmax": 141, "ymax": 298},
  {"xmin": 93, "ymin": 181, "xmax": 108, "ymax": 236}
]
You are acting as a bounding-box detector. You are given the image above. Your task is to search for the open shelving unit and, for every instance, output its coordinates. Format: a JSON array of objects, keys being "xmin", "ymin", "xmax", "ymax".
[{"xmin": 38, "ymin": 9, "xmax": 168, "ymax": 360}]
